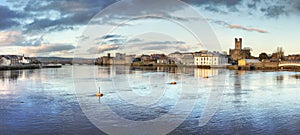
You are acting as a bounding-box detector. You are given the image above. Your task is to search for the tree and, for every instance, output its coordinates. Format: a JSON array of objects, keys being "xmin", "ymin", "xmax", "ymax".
[
  {"xmin": 275, "ymin": 47, "xmax": 284, "ymax": 60},
  {"xmin": 259, "ymin": 52, "xmax": 269, "ymax": 61}
]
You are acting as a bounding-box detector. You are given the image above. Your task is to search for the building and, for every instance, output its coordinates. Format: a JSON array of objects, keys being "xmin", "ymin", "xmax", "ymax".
[
  {"xmin": 96, "ymin": 53, "xmax": 113, "ymax": 65},
  {"xmin": 125, "ymin": 55, "xmax": 135, "ymax": 65},
  {"xmin": 114, "ymin": 53, "xmax": 126, "ymax": 65},
  {"xmin": 168, "ymin": 52, "xmax": 183, "ymax": 64},
  {"xmin": 140, "ymin": 54, "xmax": 151, "ymax": 62},
  {"xmin": 286, "ymin": 54, "xmax": 300, "ymax": 61},
  {"xmin": 157, "ymin": 58, "xmax": 168, "ymax": 64},
  {"xmin": 229, "ymin": 38, "xmax": 251, "ymax": 63},
  {"xmin": 181, "ymin": 53, "xmax": 194, "ymax": 66},
  {"xmin": 194, "ymin": 51, "xmax": 228, "ymax": 67},
  {"xmin": 238, "ymin": 59, "xmax": 261, "ymax": 66},
  {"xmin": 20, "ymin": 55, "xmax": 30, "ymax": 64},
  {"xmin": 0, "ymin": 56, "xmax": 11, "ymax": 66}
]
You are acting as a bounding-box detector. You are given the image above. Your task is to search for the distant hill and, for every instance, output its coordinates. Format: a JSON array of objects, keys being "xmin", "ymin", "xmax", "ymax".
[
  {"xmin": 35, "ymin": 57, "xmax": 96, "ymax": 65},
  {"xmin": 35, "ymin": 57, "xmax": 94, "ymax": 61}
]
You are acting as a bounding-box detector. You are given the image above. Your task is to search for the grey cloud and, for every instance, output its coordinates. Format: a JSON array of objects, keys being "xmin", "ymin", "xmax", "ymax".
[
  {"xmin": 95, "ymin": 34, "xmax": 126, "ymax": 45},
  {"xmin": 19, "ymin": 36, "xmax": 47, "ymax": 46},
  {"xmin": 184, "ymin": 0, "xmax": 297, "ymax": 18},
  {"xmin": 87, "ymin": 45, "xmax": 119, "ymax": 54},
  {"xmin": 261, "ymin": 5, "xmax": 287, "ymax": 18},
  {"xmin": 3, "ymin": 0, "xmax": 299, "ymax": 33},
  {"xmin": 0, "ymin": 5, "xmax": 22, "ymax": 29},
  {"xmin": 7, "ymin": 0, "xmax": 118, "ymax": 32},
  {"xmin": 38, "ymin": 44, "xmax": 75, "ymax": 53},
  {"xmin": 182, "ymin": 0, "xmax": 242, "ymax": 8},
  {"xmin": 101, "ymin": 34, "xmax": 122, "ymax": 40},
  {"xmin": 127, "ymin": 38, "xmax": 144, "ymax": 43}
]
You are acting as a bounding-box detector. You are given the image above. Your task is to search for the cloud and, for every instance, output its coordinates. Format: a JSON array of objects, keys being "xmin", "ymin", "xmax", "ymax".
[
  {"xmin": 3, "ymin": 0, "xmax": 296, "ymax": 34},
  {"xmin": 95, "ymin": 34, "xmax": 126, "ymax": 45},
  {"xmin": 183, "ymin": 0, "xmax": 300, "ymax": 18},
  {"xmin": 19, "ymin": 36, "xmax": 47, "ymax": 46},
  {"xmin": 6, "ymin": 0, "xmax": 118, "ymax": 33},
  {"xmin": 0, "ymin": 5, "xmax": 23, "ymax": 30},
  {"xmin": 228, "ymin": 24, "xmax": 268, "ymax": 33},
  {"xmin": 22, "ymin": 44, "xmax": 75, "ymax": 54},
  {"xmin": 87, "ymin": 45, "xmax": 119, "ymax": 54},
  {"xmin": 0, "ymin": 31, "xmax": 49, "ymax": 46},
  {"xmin": 127, "ymin": 38, "xmax": 144, "ymax": 43},
  {"xmin": 143, "ymin": 41, "xmax": 186, "ymax": 45},
  {"xmin": 76, "ymin": 35, "xmax": 89, "ymax": 42},
  {"xmin": 260, "ymin": 5, "xmax": 287, "ymax": 18},
  {"xmin": 101, "ymin": 34, "xmax": 122, "ymax": 40},
  {"xmin": 208, "ymin": 18, "xmax": 268, "ymax": 33},
  {"xmin": 0, "ymin": 31, "xmax": 24, "ymax": 46}
]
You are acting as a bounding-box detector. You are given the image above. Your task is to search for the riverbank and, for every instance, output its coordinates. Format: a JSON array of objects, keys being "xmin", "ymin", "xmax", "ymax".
[
  {"xmin": 227, "ymin": 65, "xmax": 300, "ymax": 72},
  {"xmin": 0, "ymin": 64, "xmax": 63, "ymax": 70},
  {"xmin": 0, "ymin": 65, "xmax": 40, "ymax": 70},
  {"xmin": 41, "ymin": 64, "xmax": 62, "ymax": 68}
]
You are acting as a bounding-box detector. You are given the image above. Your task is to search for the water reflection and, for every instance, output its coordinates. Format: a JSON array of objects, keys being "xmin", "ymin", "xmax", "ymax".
[
  {"xmin": 98, "ymin": 65, "xmax": 223, "ymax": 79},
  {"xmin": 1, "ymin": 66, "xmax": 300, "ymax": 134}
]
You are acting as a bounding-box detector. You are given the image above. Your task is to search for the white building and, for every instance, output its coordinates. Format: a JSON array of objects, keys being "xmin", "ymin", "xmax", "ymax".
[
  {"xmin": 194, "ymin": 52, "xmax": 228, "ymax": 67},
  {"xmin": 20, "ymin": 55, "xmax": 30, "ymax": 64},
  {"xmin": 0, "ymin": 56, "xmax": 11, "ymax": 66}
]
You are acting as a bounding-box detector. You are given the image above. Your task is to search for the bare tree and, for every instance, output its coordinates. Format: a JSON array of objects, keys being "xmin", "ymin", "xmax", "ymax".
[{"xmin": 276, "ymin": 47, "xmax": 284, "ymax": 60}]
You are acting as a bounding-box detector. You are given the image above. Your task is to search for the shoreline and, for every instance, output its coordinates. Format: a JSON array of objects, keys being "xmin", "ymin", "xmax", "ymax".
[
  {"xmin": 0, "ymin": 65, "xmax": 41, "ymax": 70},
  {"xmin": 0, "ymin": 64, "xmax": 62, "ymax": 71},
  {"xmin": 97, "ymin": 64, "xmax": 300, "ymax": 72}
]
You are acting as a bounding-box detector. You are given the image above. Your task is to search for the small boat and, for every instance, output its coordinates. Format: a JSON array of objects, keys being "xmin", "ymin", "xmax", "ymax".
[
  {"xmin": 170, "ymin": 81, "xmax": 177, "ymax": 84},
  {"xmin": 96, "ymin": 87, "xmax": 103, "ymax": 97},
  {"xmin": 96, "ymin": 92, "xmax": 103, "ymax": 97}
]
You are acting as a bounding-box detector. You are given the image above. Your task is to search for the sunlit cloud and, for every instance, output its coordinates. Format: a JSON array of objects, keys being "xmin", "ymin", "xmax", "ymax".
[
  {"xmin": 228, "ymin": 24, "xmax": 268, "ymax": 33},
  {"xmin": 22, "ymin": 43, "xmax": 75, "ymax": 56},
  {"xmin": 0, "ymin": 31, "xmax": 23, "ymax": 46}
]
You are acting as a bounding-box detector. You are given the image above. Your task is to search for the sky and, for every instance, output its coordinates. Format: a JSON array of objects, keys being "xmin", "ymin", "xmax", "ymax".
[{"xmin": 0, "ymin": 0, "xmax": 299, "ymax": 58}]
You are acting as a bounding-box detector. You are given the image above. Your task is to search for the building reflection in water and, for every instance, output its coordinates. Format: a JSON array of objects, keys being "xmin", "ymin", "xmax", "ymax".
[
  {"xmin": 97, "ymin": 65, "xmax": 224, "ymax": 80},
  {"xmin": 0, "ymin": 70, "xmax": 20, "ymax": 84},
  {"xmin": 194, "ymin": 68, "xmax": 219, "ymax": 78},
  {"xmin": 0, "ymin": 70, "xmax": 35, "ymax": 97}
]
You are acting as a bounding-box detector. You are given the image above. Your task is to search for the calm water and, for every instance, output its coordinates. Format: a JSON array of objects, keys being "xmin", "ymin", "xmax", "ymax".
[{"xmin": 0, "ymin": 65, "xmax": 300, "ymax": 135}]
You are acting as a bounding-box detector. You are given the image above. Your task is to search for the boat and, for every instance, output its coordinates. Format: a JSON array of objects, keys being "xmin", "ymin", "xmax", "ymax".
[
  {"xmin": 96, "ymin": 87, "xmax": 103, "ymax": 97},
  {"xmin": 170, "ymin": 81, "xmax": 177, "ymax": 84}
]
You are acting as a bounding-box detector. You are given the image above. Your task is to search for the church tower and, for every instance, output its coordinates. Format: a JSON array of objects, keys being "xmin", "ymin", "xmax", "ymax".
[{"xmin": 235, "ymin": 38, "xmax": 242, "ymax": 50}]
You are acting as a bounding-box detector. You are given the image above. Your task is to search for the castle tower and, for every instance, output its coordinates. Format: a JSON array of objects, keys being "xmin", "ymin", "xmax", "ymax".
[{"xmin": 235, "ymin": 38, "xmax": 242, "ymax": 50}]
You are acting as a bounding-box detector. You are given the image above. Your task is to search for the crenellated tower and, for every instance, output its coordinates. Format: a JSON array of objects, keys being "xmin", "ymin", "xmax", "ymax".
[{"xmin": 235, "ymin": 38, "xmax": 242, "ymax": 50}]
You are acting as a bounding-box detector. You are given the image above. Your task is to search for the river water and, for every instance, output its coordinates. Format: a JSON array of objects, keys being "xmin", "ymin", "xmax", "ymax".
[{"xmin": 0, "ymin": 65, "xmax": 299, "ymax": 135}]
